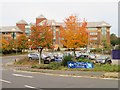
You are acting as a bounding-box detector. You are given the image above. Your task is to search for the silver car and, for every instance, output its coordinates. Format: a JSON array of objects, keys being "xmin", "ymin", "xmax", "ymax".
[
  {"xmin": 28, "ymin": 53, "xmax": 39, "ymax": 60},
  {"xmin": 95, "ymin": 56, "xmax": 112, "ymax": 64}
]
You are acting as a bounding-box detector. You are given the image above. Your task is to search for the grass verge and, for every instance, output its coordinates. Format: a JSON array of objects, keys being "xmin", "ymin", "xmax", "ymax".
[{"xmin": 14, "ymin": 57, "xmax": 120, "ymax": 72}]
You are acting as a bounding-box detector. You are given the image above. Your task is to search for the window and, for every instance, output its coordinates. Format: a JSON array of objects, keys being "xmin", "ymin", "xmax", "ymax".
[
  {"xmin": 11, "ymin": 32, "xmax": 16, "ymax": 39},
  {"xmin": 25, "ymin": 27, "xmax": 31, "ymax": 36},
  {"xmin": 101, "ymin": 27, "xmax": 106, "ymax": 35},
  {"xmin": 90, "ymin": 37, "xmax": 97, "ymax": 40},
  {"xmin": 89, "ymin": 32, "xmax": 97, "ymax": 35},
  {"xmin": 3, "ymin": 32, "xmax": 9, "ymax": 34},
  {"xmin": 88, "ymin": 28, "xmax": 97, "ymax": 30}
]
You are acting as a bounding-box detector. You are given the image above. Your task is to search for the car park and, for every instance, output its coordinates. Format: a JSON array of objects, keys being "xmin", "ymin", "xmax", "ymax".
[{"xmin": 94, "ymin": 56, "xmax": 112, "ymax": 64}]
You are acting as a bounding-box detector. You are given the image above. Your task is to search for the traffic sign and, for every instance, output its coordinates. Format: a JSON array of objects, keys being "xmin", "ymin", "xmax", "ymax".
[{"xmin": 67, "ymin": 61, "xmax": 94, "ymax": 68}]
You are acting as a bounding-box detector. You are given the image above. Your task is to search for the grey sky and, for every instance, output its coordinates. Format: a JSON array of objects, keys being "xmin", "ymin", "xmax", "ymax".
[{"xmin": 0, "ymin": 1, "xmax": 118, "ymax": 35}]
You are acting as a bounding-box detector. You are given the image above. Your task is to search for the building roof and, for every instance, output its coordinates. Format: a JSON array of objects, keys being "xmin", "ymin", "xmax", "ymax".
[
  {"xmin": 56, "ymin": 22, "xmax": 66, "ymax": 27},
  {"xmin": 87, "ymin": 21, "xmax": 111, "ymax": 28},
  {"xmin": 56, "ymin": 21, "xmax": 111, "ymax": 28},
  {"xmin": 16, "ymin": 20, "xmax": 28, "ymax": 24},
  {"xmin": 36, "ymin": 14, "xmax": 46, "ymax": 19},
  {"xmin": 0, "ymin": 26, "xmax": 23, "ymax": 33},
  {"xmin": 38, "ymin": 19, "xmax": 56, "ymax": 26}
]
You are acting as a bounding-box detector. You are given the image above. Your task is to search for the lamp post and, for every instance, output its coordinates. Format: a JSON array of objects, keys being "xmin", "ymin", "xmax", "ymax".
[
  {"xmin": 38, "ymin": 46, "xmax": 43, "ymax": 64},
  {"xmin": 28, "ymin": 39, "xmax": 31, "ymax": 52},
  {"xmin": 12, "ymin": 28, "xmax": 17, "ymax": 55}
]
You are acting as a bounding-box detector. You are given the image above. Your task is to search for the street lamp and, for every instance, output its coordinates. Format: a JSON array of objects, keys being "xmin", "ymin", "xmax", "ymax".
[
  {"xmin": 37, "ymin": 46, "xmax": 43, "ymax": 64},
  {"xmin": 11, "ymin": 28, "xmax": 17, "ymax": 55},
  {"xmin": 28, "ymin": 39, "xmax": 31, "ymax": 52}
]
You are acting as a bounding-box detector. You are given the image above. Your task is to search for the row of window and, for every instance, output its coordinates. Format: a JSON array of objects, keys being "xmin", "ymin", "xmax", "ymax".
[
  {"xmin": 90, "ymin": 37, "xmax": 97, "ymax": 40},
  {"xmin": 89, "ymin": 32, "xmax": 97, "ymax": 35}
]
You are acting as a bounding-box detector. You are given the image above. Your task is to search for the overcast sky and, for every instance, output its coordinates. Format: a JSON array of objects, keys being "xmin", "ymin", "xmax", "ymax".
[{"xmin": 0, "ymin": 0, "xmax": 118, "ymax": 36}]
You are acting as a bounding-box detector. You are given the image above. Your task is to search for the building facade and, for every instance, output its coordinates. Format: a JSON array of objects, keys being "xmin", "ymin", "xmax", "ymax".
[{"xmin": 0, "ymin": 15, "xmax": 111, "ymax": 49}]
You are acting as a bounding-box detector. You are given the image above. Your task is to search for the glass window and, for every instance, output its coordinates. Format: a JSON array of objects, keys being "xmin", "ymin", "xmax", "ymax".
[
  {"xmin": 88, "ymin": 28, "xmax": 97, "ymax": 30},
  {"xmin": 3, "ymin": 32, "xmax": 9, "ymax": 34},
  {"xmin": 25, "ymin": 28, "xmax": 31, "ymax": 36},
  {"xmin": 101, "ymin": 27, "xmax": 106, "ymax": 35},
  {"xmin": 90, "ymin": 37, "xmax": 97, "ymax": 40},
  {"xmin": 89, "ymin": 32, "xmax": 97, "ymax": 35},
  {"xmin": 11, "ymin": 32, "xmax": 16, "ymax": 39}
]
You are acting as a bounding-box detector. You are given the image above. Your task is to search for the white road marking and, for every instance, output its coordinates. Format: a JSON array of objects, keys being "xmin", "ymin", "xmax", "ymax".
[
  {"xmin": 12, "ymin": 74, "xmax": 33, "ymax": 78},
  {"xmin": 24, "ymin": 85, "xmax": 36, "ymax": 88},
  {"xmin": 0, "ymin": 79, "xmax": 11, "ymax": 83},
  {"xmin": 14, "ymin": 70, "xmax": 119, "ymax": 80}
]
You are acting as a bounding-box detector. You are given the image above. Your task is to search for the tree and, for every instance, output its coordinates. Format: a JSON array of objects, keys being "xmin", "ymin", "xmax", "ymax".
[
  {"xmin": 110, "ymin": 33, "xmax": 119, "ymax": 46},
  {"xmin": 16, "ymin": 34, "xmax": 28, "ymax": 51},
  {"xmin": 0, "ymin": 37, "xmax": 10, "ymax": 52},
  {"xmin": 60, "ymin": 15, "xmax": 88, "ymax": 57},
  {"xmin": 30, "ymin": 21, "xmax": 53, "ymax": 53}
]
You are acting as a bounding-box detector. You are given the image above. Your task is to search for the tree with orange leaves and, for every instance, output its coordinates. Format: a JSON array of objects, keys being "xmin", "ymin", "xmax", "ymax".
[
  {"xmin": 30, "ymin": 21, "xmax": 53, "ymax": 51},
  {"xmin": 60, "ymin": 15, "xmax": 88, "ymax": 56},
  {"xmin": 16, "ymin": 34, "xmax": 28, "ymax": 51},
  {"xmin": 0, "ymin": 37, "xmax": 10, "ymax": 52}
]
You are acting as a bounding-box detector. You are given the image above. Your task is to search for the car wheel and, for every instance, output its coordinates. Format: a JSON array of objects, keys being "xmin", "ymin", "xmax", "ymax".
[
  {"xmin": 29, "ymin": 57, "xmax": 32, "ymax": 60},
  {"xmin": 107, "ymin": 60, "xmax": 112, "ymax": 64},
  {"xmin": 44, "ymin": 60, "xmax": 49, "ymax": 64}
]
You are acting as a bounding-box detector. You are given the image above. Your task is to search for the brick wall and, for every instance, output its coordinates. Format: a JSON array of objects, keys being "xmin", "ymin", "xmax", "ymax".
[{"xmin": 16, "ymin": 24, "xmax": 26, "ymax": 34}]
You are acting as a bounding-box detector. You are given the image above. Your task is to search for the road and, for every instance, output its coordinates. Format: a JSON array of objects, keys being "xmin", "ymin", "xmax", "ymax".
[
  {"xmin": 0, "ymin": 55, "xmax": 119, "ymax": 89},
  {"xmin": 0, "ymin": 55, "xmax": 27, "ymax": 65}
]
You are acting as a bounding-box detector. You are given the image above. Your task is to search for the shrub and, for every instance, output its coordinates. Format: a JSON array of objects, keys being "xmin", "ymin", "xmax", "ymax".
[
  {"xmin": 90, "ymin": 48, "xmax": 102, "ymax": 54},
  {"xmin": 61, "ymin": 55, "xmax": 73, "ymax": 66},
  {"xmin": 57, "ymin": 47, "xmax": 60, "ymax": 51},
  {"xmin": 31, "ymin": 64, "xmax": 52, "ymax": 69},
  {"xmin": 77, "ymin": 59, "xmax": 92, "ymax": 63},
  {"xmin": 49, "ymin": 62, "xmax": 61, "ymax": 70}
]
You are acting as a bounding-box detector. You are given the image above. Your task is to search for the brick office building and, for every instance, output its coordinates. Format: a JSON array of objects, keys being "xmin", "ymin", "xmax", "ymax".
[{"xmin": 0, "ymin": 15, "xmax": 111, "ymax": 49}]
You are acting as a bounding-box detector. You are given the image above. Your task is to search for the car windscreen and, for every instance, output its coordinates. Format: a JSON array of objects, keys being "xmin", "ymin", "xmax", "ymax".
[{"xmin": 97, "ymin": 56, "xmax": 106, "ymax": 60}]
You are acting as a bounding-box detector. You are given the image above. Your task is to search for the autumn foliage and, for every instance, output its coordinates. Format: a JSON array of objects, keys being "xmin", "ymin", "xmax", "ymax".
[
  {"xmin": 16, "ymin": 34, "xmax": 28, "ymax": 50},
  {"xmin": 60, "ymin": 15, "xmax": 88, "ymax": 54},
  {"xmin": 0, "ymin": 37, "xmax": 9, "ymax": 51},
  {"xmin": 29, "ymin": 21, "xmax": 53, "ymax": 49}
]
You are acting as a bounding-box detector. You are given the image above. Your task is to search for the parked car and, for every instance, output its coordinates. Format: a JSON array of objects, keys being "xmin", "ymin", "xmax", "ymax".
[
  {"xmin": 54, "ymin": 56, "xmax": 63, "ymax": 62},
  {"xmin": 76, "ymin": 54, "xmax": 89, "ymax": 59},
  {"xmin": 28, "ymin": 53, "xmax": 39, "ymax": 60},
  {"xmin": 89, "ymin": 54, "xmax": 96, "ymax": 60},
  {"xmin": 28, "ymin": 53, "xmax": 51, "ymax": 64},
  {"xmin": 94, "ymin": 56, "xmax": 112, "ymax": 64}
]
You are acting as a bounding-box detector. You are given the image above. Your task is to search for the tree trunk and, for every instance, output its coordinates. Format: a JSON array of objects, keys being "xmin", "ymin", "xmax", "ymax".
[
  {"xmin": 73, "ymin": 48, "xmax": 76, "ymax": 60},
  {"xmin": 40, "ymin": 48, "xmax": 43, "ymax": 60}
]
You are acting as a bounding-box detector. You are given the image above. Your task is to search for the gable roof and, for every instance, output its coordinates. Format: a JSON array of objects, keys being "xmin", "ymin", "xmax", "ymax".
[
  {"xmin": 16, "ymin": 20, "xmax": 28, "ymax": 24},
  {"xmin": 38, "ymin": 19, "xmax": 56, "ymax": 26},
  {"xmin": 0, "ymin": 26, "xmax": 23, "ymax": 33},
  {"xmin": 36, "ymin": 14, "xmax": 46, "ymax": 19}
]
